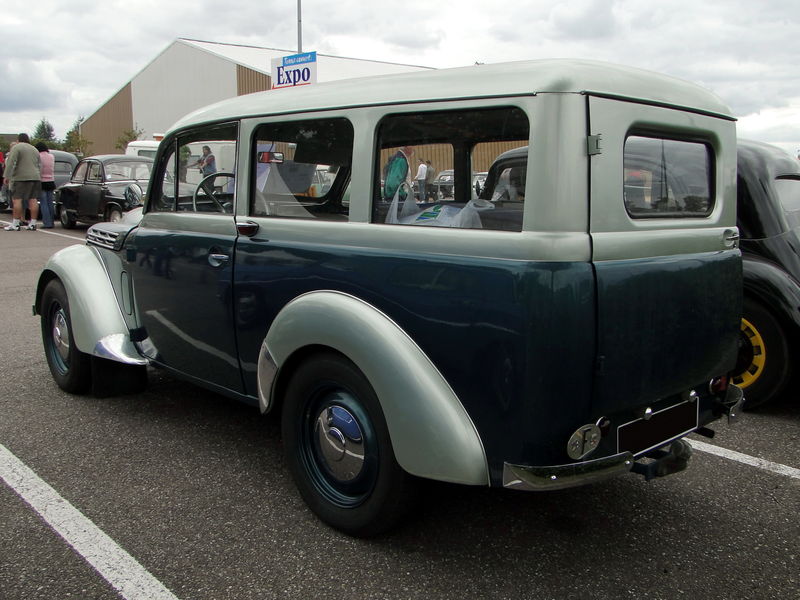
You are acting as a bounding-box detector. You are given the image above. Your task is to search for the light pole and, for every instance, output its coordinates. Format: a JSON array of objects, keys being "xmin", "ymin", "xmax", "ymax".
[{"xmin": 297, "ymin": 0, "xmax": 302, "ymax": 53}]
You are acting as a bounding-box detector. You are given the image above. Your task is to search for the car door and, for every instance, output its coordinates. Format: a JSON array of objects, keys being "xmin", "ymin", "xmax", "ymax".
[
  {"xmin": 128, "ymin": 123, "xmax": 243, "ymax": 393},
  {"xmin": 78, "ymin": 160, "xmax": 104, "ymax": 220},
  {"xmin": 588, "ymin": 96, "xmax": 741, "ymax": 416}
]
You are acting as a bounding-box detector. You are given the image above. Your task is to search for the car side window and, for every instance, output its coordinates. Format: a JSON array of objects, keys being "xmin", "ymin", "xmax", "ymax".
[
  {"xmin": 87, "ymin": 162, "xmax": 103, "ymax": 183},
  {"xmin": 623, "ymin": 136, "xmax": 714, "ymax": 218},
  {"xmin": 71, "ymin": 162, "xmax": 88, "ymax": 183},
  {"xmin": 373, "ymin": 107, "xmax": 529, "ymax": 231},
  {"xmin": 151, "ymin": 123, "xmax": 238, "ymax": 214},
  {"xmin": 250, "ymin": 118, "xmax": 353, "ymax": 220},
  {"xmin": 55, "ymin": 161, "xmax": 74, "ymax": 176}
]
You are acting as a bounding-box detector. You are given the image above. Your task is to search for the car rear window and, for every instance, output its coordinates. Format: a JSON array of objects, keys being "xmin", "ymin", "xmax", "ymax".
[
  {"xmin": 774, "ymin": 176, "xmax": 800, "ymax": 213},
  {"xmin": 623, "ymin": 136, "xmax": 714, "ymax": 218}
]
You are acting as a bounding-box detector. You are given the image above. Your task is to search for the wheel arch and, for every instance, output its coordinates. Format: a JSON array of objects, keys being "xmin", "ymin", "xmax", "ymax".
[
  {"xmin": 105, "ymin": 201, "xmax": 124, "ymax": 218},
  {"xmin": 258, "ymin": 290, "xmax": 489, "ymax": 486},
  {"xmin": 742, "ymin": 257, "xmax": 800, "ymax": 344},
  {"xmin": 35, "ymin": 244, "xmax": 146, "ymax": 365}
]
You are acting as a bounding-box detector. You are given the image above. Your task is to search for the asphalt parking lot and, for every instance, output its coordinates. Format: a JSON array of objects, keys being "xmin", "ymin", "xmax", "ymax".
[{"xmin": 1, "ymin": 220, "xmax": 798, "ymax": 600}]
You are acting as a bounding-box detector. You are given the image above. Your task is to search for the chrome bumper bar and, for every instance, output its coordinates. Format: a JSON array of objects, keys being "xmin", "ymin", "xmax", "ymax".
[{"xmin": 503, "ymin": 451, "xmax": 634, "ymax": 491}]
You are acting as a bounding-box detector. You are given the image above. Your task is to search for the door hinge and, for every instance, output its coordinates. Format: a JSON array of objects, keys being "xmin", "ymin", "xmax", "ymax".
[{"xmin": 587, "ymin": 134, "xmax": 603, "ymax": 156}]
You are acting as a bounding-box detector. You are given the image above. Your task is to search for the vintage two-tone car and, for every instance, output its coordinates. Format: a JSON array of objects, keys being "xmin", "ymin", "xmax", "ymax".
[
  {"xmin": 733, "ymin": 139, "xmax": 800, "ymax": 408},
  {"xmin": 56, "ymin": 154, "xmax": 153, "ymax": 227},
  {"xmin": 35, "ymin": 59, "xmax": 743, "ymax": 536}
]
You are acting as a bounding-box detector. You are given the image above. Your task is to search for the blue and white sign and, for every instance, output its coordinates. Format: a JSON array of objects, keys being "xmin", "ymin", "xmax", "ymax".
[{"xmin": 271, "ymin": 51, "xmax": 317, "ymax": 89}]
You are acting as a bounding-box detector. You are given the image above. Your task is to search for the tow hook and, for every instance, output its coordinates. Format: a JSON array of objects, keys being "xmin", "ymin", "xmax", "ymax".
[
  {"xmin": 631, "ymin": 439, "xmax": 693, "ymax": 481},
  {"xmin": 713, "ymin": 384, "xmax": 744, "ymax": 424}
]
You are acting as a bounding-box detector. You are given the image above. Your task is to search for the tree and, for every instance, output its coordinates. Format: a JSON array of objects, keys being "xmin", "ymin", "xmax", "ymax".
[
  {"xmin": 63, "ymin": 117, "xmax": 92, "ymax": 157},
  {"xmin": 115, "ymin": 126, "xmax": 144, "ymax": 151},
  {"xmin": 33, "ymin": 118, "xmax": 56, "ymax": 143}
]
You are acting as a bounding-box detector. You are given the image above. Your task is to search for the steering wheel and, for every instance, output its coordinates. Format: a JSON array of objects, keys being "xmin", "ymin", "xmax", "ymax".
[{"xmin": 193, "ymin": 172, "xmax": 235, "ymax": 212}]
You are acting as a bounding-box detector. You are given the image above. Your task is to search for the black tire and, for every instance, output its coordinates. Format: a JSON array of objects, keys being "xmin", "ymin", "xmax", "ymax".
[
  {"xmin": 281, "ymin": 352, "xmax": 418, "ymax": 537},
  {"xmin": 106, "ymin": 207, "xmax": 123, "ymax": 223},
  {"xmin": 40, "ymin": 279, "xmax": 91, "ymax": 393},
  {"xmin": 60, "ymin": 207, "xmax": 76, "ymax": 229},
  {"xmin": 733, "ymin": 297, "xmax": 790, "ymax": 409}
]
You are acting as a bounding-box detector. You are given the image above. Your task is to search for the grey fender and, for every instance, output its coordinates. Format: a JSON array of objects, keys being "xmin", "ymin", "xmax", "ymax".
[
  {"xmin": 35, "ymin": 244, "xmax": 146, "ymax": 365},
  {"xmin": 258, "ymin": 290, "xmax": 489, "ymax": 486}
]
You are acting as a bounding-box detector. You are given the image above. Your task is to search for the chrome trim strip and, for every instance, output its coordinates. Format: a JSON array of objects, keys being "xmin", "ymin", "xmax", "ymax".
[
  {"xmin": 93, "ymin": 333, "xmax": 148, "ymax": 366},
  {"xmin": 503, "ymin": 452, "xmax": 634, "ymax": 491},
  {"xmin": 256, "ymin": 341, "xmax": 278, "ymax": 414}
]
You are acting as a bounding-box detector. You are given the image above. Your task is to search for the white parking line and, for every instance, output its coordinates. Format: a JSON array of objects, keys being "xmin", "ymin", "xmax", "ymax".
[
  {"xmin": 0, "ymin": 219, "xmax": 83, "ymax": 241},
  {"xmin": 688, "ymin": 439, "xmax": 800, "ymax": 480},
  {"xmin": 0, "ymin": 444, "xmax": 179, "ymax": 600}
]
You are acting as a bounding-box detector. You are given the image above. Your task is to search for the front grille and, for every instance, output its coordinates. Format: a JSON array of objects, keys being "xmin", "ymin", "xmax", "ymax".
[{"xmin": 86, "ymin": 228, "xmax": 120, "ymax": 250}]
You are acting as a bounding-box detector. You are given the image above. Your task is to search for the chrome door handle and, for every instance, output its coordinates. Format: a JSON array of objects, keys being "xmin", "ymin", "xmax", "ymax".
[
  {"xmin": 208, "ymin": 253, "xmax": 230, "ymax": 267},
  {"xmin": 723, "ymin": 229, "xmax": 740, "ymax": 249}
]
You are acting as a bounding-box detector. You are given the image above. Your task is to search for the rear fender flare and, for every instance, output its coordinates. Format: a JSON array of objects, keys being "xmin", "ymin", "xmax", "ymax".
[{"xmin": 258, "ymin": 290, "xmax": 489, "ymax": 486}]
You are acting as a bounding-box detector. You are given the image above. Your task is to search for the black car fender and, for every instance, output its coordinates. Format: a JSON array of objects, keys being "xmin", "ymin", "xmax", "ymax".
[{"xmin": 742, "ymin": 255, "xmax": 800, "ymax": 336}]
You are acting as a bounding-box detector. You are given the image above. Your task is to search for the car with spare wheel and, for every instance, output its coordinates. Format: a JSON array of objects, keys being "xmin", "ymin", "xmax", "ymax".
[
  {"xmin": 55, "ymin": 154, "xmax": 153, "ymax": 228},
  {"xmin": 34, "ymin": 59, "xmax": 743, "ymax": 537}
]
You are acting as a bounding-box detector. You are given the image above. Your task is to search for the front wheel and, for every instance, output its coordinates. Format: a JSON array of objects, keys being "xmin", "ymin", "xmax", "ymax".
[
  {"xmin": 40, "ymin": 279, "xmax": 91, "ymax": 393},
  {"xmin": 732, "ymin": 297, "xmax": 790, "ymax": 409},
  {"xmin": 281, "ymin": 352, "xmax": 418, "ymax": 537}
]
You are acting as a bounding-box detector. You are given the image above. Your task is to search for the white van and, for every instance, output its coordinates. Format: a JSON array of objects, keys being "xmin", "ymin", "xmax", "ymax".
[{"xmin": 125, "ymin": 138, "xmax": 163, "ymax": 159}]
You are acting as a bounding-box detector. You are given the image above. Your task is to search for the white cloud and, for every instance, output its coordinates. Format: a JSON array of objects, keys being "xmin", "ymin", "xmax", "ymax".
[{"xmin": 0, "ymin": 0, "xmax": 798, "ymax": 152}]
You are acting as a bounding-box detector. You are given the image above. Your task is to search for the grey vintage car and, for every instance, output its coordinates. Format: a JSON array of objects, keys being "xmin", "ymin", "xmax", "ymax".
[{"xmin": 35, "ymin": 59, "xmax": 743, "ymax": 536}]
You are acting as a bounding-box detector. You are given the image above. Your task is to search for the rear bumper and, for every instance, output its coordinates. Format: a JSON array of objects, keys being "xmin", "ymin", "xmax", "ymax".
[{"xmin": 503, "ymin": 451, "xmax": 634, "ymax": 491}]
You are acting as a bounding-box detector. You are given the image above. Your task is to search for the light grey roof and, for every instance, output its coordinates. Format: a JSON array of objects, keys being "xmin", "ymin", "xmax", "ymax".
[
  {"xmin": 179, "ymin": 39, "xmax": 433, "ymax": 81},
  {"xmin": 171, "ymin": 58, "xmax": 733, "ymax": 133}
]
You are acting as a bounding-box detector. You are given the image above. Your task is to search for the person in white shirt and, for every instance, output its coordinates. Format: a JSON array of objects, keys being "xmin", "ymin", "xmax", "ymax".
[{"xmin": 414, "ymin": 159, "xmax": 427, "ymax": 202}]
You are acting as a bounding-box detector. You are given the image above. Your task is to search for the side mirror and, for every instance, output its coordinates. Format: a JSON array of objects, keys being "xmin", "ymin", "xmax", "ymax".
[{"xmin": 124, "ymin": 183, "xmax": 144, "ymax": 206}]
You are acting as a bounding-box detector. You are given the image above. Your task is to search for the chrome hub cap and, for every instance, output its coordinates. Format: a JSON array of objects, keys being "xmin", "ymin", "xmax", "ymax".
[
  {"xmin": 314, "ymin": 403, "xmax": 365, "ymax": 482},
  {"xmin": 52, "ymin": 309, "xmax": 71, "ymax": 363}
]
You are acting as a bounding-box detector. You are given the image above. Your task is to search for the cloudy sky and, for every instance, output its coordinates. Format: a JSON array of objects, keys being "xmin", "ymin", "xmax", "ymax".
[{"xmin": 2, "ymin": 0, "xmax": 799, "ymax": 155}]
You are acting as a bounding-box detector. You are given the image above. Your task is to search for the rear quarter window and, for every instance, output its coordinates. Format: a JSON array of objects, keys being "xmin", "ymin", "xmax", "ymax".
[{"xmin": 623, "ymin": 136, "xmax": 714, "ymax": 218}]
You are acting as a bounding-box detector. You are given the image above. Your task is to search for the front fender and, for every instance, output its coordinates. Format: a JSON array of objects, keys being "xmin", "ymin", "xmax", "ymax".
[
  {"xmin": 35, "ymin": 244, "xmax": 146, "ymax": 365},
  {"xmin": 258, "ymin": 290, "xmax": 489, "ymax": 486}
]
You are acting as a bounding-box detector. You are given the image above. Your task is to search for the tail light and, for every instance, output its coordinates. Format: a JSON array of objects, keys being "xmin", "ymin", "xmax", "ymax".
[{"xmin": 709, "ymin": 375, "xmax": 729, "ymax": 395}]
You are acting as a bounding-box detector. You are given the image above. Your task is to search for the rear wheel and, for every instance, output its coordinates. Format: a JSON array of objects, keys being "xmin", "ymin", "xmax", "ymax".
[
  {"xmin": 733, "ymin": 297, "xmax": 790, "ymax": 409},
  {"xmin": 40, "ymin": 279, "xmax": 91, "ymax": 393},
  {"xmin": 106, "ymin": 207, "xmax": 123, "ymax": 223},
  {"xmin": 60, "ymin": 207, "xmax": 76, "ymax": 229},
  {"xmin": 281, "ymin": 352, "xmax": 417, "ymax": 537}
]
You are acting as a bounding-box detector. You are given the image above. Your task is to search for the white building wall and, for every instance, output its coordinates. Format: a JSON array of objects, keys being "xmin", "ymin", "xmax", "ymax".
[{"xmin": 131, "ymin": 40, "xmax": 237, "ymax": 140}]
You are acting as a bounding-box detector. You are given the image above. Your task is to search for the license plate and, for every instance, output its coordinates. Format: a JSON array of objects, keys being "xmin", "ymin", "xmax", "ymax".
[{"xmin": 617, "ymin": 400, "xmax": 698, "ymax": 456}]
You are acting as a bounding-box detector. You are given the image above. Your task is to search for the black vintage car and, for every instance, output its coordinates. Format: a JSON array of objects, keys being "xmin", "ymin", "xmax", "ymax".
[
  {"xmin": 734, "ymin": 140, "xmax": 800, "ymax": 408},
  {"xmin": 56, "ymin": 155, "xmax": 153, "ymax": 228}
]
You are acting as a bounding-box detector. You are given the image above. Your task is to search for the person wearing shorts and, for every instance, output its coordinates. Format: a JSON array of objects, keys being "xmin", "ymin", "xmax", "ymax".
[{"xmin": 3, "ymin": 133, "xmax": 41, "ymax": 231}]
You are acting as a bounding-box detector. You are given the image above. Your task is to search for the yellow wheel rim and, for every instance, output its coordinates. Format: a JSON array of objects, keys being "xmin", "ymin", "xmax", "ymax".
[{"xmin": 733, "ymin": 317, "xmax": 766, "ymax": 389}]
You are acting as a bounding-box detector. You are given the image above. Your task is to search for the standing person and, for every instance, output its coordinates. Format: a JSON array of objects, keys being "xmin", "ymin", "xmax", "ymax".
[
  {"xmin": 383, "ymin": 145, "xmax": 413, "ymax": 201},
  {"xmin": 189, "ymin": 145, "xmax": 217, "ymax": 177},
  {"xmin": 424, "ymin": 159, "xmax": 436, "ymax": 200},
  {"xmin": 414, "ymin": 158, "xmax": 427, "ymax": 202},
  {"xmin": 3, "ymin": 133, "xmax": 41, "ymax": 231},
  {"xmin": 36, "ymin": 142, "xmax": 56, "ymax": 229}
]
